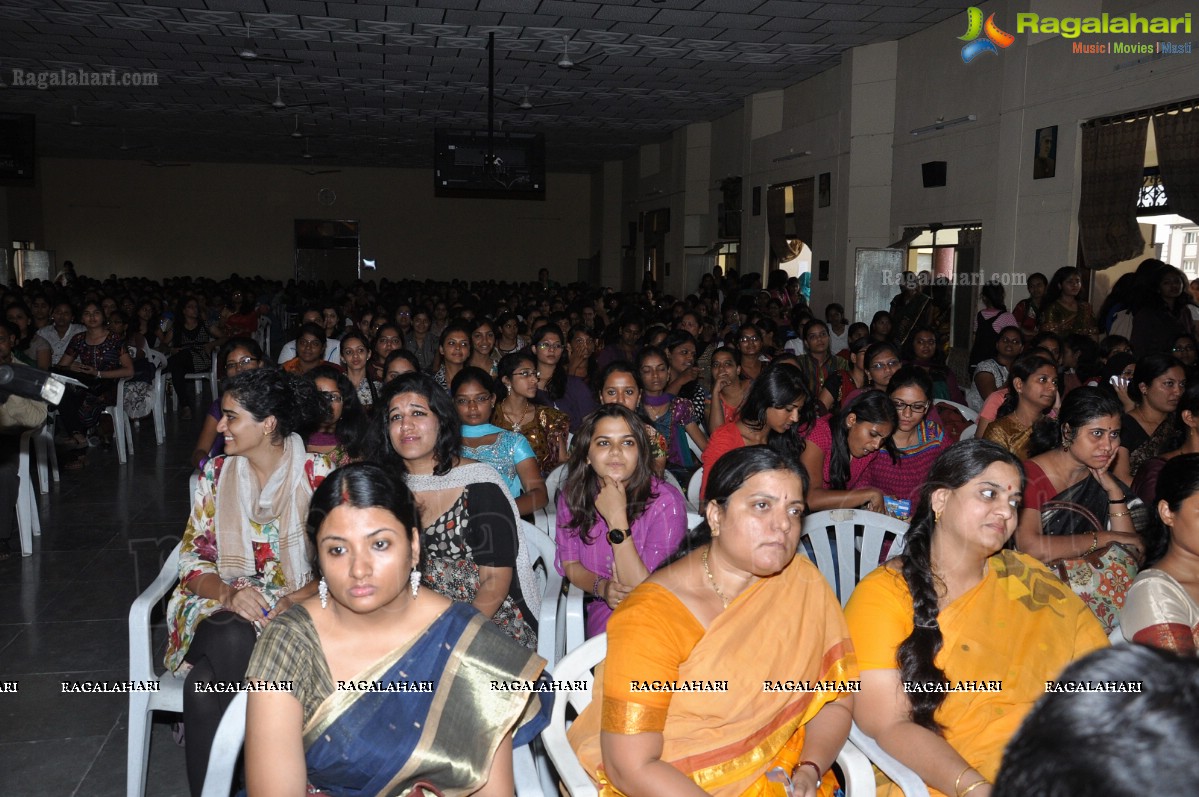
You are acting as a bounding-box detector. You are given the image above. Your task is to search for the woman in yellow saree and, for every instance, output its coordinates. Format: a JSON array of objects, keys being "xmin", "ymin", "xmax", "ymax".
[
  {"xmin": 845, "ymin": 440, "xmax": 1108, "ymax": 797},
  {"xmin": 569, "ymin": 445, "xmax": 858, "ymax": 797}
]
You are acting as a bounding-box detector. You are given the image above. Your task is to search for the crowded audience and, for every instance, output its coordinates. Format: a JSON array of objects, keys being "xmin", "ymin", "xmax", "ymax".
[{"xmin": 7, "ymin": 256, "xmax": 1199, "ymax": 797}]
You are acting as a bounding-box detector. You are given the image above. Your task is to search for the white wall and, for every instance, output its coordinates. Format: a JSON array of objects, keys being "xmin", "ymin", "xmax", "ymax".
[{"xmin": 595, "ymin": 0, "xmax": 1199, "ymax": 313}]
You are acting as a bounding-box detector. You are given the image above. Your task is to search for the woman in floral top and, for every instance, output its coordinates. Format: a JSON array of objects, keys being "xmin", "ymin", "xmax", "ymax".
[{"xmin": 164, "ymin": 368, "xmax": 330, "ymax": 797}]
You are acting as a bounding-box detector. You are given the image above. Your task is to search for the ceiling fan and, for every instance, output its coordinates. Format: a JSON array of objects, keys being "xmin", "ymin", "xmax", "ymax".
[
  {"xmin": 117, "ymin": 129, "xmax": 152, "ymax": 152},
  {"xmin": 243, "ymin": 76, "xmax": 327, "ymax": 110},
  {"xmin": 289, "ymin": 114, "xmax": 327, "ymax": 139},
  {"xmin": 496, "ymin": 86, "xmax": 571, "ymax": 111},
  {"xmin": 236, "ymin": 22, "xmax": 302, "ymax": 64},
  {"xmin": 556, "ymin": 36, "xmax": 604, "ymax": 72},
  {"xmin": 299, "ymin": 137, "xmax": 332, "ymax": 160}
]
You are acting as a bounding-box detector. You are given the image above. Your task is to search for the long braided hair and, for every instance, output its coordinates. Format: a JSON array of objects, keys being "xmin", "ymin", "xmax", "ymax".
[{"xmin": 897, "ymin": 439, "xmax": 1024, "ymax": 732}]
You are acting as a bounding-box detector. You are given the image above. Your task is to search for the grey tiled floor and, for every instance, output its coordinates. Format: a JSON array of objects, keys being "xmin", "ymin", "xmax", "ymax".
[{"xmin": 1, "ymin": 411, "xmax": 198, "ymax": 796}]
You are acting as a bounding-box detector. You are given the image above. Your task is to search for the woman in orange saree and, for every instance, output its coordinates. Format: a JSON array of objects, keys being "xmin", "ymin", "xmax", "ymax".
[{"xmin": 569, "ymin": 446, "xmax": 858, "ymax": 797}]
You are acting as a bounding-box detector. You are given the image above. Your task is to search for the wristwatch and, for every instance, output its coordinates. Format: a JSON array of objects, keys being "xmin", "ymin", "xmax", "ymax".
[{"xmin": 607, "ymin": 528, "xmax": 629, "ymax": 545}]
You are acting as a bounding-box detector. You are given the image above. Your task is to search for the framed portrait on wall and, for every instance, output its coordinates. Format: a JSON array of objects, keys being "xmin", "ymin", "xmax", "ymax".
[{"xmin": 1034, "ymin": 126, "xmax": 1057, "ymax": 179}]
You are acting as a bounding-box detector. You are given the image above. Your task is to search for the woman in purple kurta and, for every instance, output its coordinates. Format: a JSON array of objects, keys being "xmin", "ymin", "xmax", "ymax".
[{"xmin": 553, "ymin": 404, "xmax": 689, "ymax": 637}]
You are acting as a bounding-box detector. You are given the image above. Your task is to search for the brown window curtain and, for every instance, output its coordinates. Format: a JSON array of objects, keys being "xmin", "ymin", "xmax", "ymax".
[
  {"xmin": 1078, "ymin": 116, "xmax": 1149, "ymax": 270},
  {"xmin": 1153, "ymin": 107, "xmax": 1199, "ymax": 227}
]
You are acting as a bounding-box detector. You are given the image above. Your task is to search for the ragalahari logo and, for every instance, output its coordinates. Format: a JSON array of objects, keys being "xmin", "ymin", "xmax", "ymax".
[{"xmin": 959, "ymin": 7, "xmax": 1015, "ymax": 63}]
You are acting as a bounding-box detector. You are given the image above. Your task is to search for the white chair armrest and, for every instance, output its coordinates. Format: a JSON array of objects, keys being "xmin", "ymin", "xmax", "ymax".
[
  {"xmin": 848, "ymin": 722, "xmax": 931, "ymax": 797},
  {"xmin": 128, "ymin": 543, "xmax": 183, "ymax": 682}
]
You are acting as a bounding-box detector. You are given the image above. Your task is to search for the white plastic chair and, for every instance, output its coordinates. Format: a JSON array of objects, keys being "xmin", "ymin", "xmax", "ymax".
[
  {"xmin": 661, "ymin": 469, "xmax": 685, "ymax": 497},
  {"xmin": 541, "ymin": 634, "xmax": 605, "ymax": 797},
  {"xmin": 959, "ymin": 422, "xmax": 978, "ymax": 441},
  {"xmin": 127, "ymin": 542, "xmax": 187, "ymax": 797},
  {"xmin": 33, "ymin": 412, "xmax": 59, "ymax": 493},
  {"xmin": 848, "ymin": 722, "xmax": 930, "ymax": 797},
  {"xmin": 143, "ymin": 348, "xmax": 168, "ymax": 445},
  {"xmin": 520, "ymin": 521, "xmax": 567, "ymax": 671},
  {"xmin": 518, "ymin": 521, "xmax": 568, "ymax": 797},
  {"xmin": 686, "ymin": 431, "xmax": 703, "ymax": 461},
  {"xmin": 686, "ymin": 511, "xmax": 704, "ymax": 530},
  {"xmin": 686, "ymin": 467, "xmax": 703, "ymax": 512},
  {"xmin": 182, "ymin": 351, "xmax": 217, "ymax": 408},
  {"xmin": 800, "ymin": 509, "xmax": 910, "ymax": 607},
  {"xmin": 541, "ymin": 635, "xmax": 878, "ymax": 796},
  {"xmin": 102, "ymin": 377, "xmax": 136, "ymax": 464},
  {"xmin": 16, "ymin": 427, "xmax": 43, "ymax": 556},
  {"xmin": 252, "ymin": 316, "xmax": 270, "ymax": 355},
  {"xmin": 935, "ymin": 399, "xmax": 978, "ymax": 423},
  {"xmin": 536, "ymin": 463, "xmax": 569, "ymax": 534},
  {"xmin": 200, "ymin": 690, "xmax": 247, "ymax": 797}
]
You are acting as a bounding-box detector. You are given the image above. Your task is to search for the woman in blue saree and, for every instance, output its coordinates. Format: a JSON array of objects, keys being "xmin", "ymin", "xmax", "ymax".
[{"xmin": 245, "ymin": 462, "xmax": 550, "ymax": 797}]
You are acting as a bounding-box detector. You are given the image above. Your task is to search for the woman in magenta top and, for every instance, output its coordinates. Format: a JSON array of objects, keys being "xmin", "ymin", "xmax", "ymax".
[
  {"xmin": 554, "ymin": 404, "xmax": 688, "ymax": 637},
  {"xmin": 801, "ymin": 389, "xmax": 898, "ymax": 513},
  {"xmin": 862, "ymin": 367, "xmax": 946, "ymax": 521}
]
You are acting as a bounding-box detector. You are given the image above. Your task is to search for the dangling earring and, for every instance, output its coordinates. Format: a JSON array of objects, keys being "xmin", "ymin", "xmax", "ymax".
[
  {"xmin": 409, "ymin": 568, "xmax": 421, "ymax": 599},
  {"xmin": 933, "ymin": 510, "xmax": 942, "ymax": 527},
  {"xmin": 318, "ymin": 577, "xmax": 328, "ymax": 609}
]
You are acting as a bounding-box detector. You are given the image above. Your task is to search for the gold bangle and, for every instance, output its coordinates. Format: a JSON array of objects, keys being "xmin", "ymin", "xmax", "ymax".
[
  {"xmin": 1087, "ymin": 531, "xmax": 1099, "ymax": 554},
  {"xmin": 954, "ymin": 766, "xmax": 974, "ymax": 796},
  {"xmin": 1109, "ymin": 510, "xmax": 1130, "ymax": 518},
  {"xmin": 960, "ymin": 780, "xmax": 988, "ymax": 797}
]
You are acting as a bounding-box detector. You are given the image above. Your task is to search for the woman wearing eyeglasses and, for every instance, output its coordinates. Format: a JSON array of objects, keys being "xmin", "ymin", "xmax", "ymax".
[
  {"xmin": 303, "ymin": 365, "xmax": 368, "ymax": 466},
  {"xmin": 453, "ymin": 367, "xmax": 548, "ymax": 517},
  {"xmin": 862, "ymin": 368, "xmax": 947, "ymax": 521},
  {"xmin": 531, "ymin": 324, "xmax": 598, "ymax": 433},
  {"xmin": 492, "ymin": 350, "xmax": 569, "ymax": 477},
  {"xmin": 188, "ymin": 338, "xmax": 265, "ymax": 469},
  {"xmin": 735, "ymin": 321, "xmax": 767, "ymax": 381}
]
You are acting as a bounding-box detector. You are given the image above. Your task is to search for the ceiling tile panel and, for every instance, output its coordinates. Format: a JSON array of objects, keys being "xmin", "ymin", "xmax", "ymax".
[
  {"xmin": 707, "ymin": 12, "xmax": 767, "ymax": 29},
  {"xmin": 753, "ymin": 1, "xmax": 824, "ymax": 18},
  {"xmin": 60, "ymin": 1, "xmax": 121, "ymax": 12},
  {"xmin": 121, "ymin": 4, "xmax": 186, "ymax": 20},
  {"xmin": 810, "ymin": 4, "xmax": 880, "ymax": 21},
  {"xmin": 596, "ymin": 5, "xmax": 659, "ymax": 23},
  {"xmin": 17, "ymin": 0, "xmax": 960, "ymax": 170},
  {"xmin": 477, "ymin": 0, "xmax": 541, "ymax": 12},
  {"xmin": 102, "ymin": 16, "xmax": 163, "ymax": 29},
  {"xmin": 39, "ymin": 10, "xmax": 99, "ymax": 25},
  {"xmin": 384, "ymin": 6, "xmax": 446, "ymax": 24}
]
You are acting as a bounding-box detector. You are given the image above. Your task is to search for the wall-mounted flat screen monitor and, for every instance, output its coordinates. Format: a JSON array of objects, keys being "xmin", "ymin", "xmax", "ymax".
[{"xmin": 434, "ymin": 129, "xmax": 545, "ymax": 200}]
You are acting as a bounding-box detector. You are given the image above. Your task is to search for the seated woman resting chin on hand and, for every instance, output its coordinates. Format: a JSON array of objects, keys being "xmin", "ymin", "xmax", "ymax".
[{"xmin": 554, "ymin": 404, "xmax": 688, "ymax": 638}]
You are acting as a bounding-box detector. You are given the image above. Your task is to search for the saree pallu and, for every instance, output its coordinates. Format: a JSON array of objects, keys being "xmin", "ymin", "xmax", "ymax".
[
  {"xmin": 845, "ymin": 551, "xmax": 1109, "ymax": 796},
  {"xmin": 569, "ymin": 555, "xmax": 857, "ymax": 796},
  {"xmin": 302, "ymin": 603, "xmax": 550, "ymax": 797}
]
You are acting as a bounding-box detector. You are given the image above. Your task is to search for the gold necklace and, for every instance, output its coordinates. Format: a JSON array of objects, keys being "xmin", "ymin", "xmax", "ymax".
[
  {"xmin": 504, "ymin": 399, "xmax": 530, "ymax": 427},
  {"xmin": 702, "ymin": 546, "xmax": 730, "ymax": 609}
]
